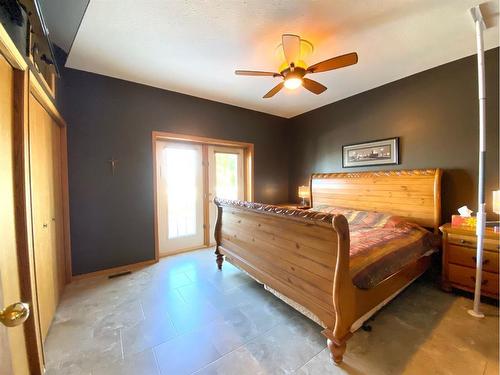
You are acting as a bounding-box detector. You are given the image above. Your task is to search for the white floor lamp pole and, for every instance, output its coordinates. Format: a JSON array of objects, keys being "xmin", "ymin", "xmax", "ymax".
[{"xmin": 468, "ymin": 5, "xmax": 486, "ymax": 319}]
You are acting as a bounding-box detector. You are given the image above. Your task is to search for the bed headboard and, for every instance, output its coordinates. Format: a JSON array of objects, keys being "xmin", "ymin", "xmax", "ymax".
[{"xmin": 310, "ymin": 169, "xmax": 442, "ymax": 231}]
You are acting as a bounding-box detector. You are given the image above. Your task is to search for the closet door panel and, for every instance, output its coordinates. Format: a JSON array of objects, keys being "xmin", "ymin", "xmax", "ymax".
[
  {"xmin": 51, "ymin": 119, "xmax": 65, "ymax": 295},
  {"xmin": 29, "ymin": 94, "xmax": 61, "ymax": 341}
]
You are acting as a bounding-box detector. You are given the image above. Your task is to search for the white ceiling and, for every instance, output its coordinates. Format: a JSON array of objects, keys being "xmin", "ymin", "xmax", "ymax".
[{"xmin": 66, "ymin": 0, "xmax": 499, "ymax": 118}]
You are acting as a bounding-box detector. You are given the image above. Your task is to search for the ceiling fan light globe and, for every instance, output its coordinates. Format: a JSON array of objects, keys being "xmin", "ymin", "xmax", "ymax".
[{"xmin": 284, "ymin": 77, "xmax": 302, "ymax": 90}]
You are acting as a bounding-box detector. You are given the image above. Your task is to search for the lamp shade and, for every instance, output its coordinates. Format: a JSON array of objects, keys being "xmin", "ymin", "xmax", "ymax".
[
  {"xmin": 298, "ymin": 185, "xmax": 309, "ymax": 199},
  {"xmin": 493, "ymin": 190, "xmax": 500, "ymax": 214}
]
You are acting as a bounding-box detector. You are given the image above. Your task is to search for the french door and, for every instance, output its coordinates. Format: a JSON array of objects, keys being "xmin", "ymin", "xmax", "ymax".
[{"xmin": 155, "ymin": 137, "xmax": 248, "ymax": 256}]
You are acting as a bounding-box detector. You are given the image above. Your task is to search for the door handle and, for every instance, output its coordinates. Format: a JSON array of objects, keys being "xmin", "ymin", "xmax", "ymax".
[{"xmin": 0, "ymin": 302, "xmax": 30, "ymax": 327}]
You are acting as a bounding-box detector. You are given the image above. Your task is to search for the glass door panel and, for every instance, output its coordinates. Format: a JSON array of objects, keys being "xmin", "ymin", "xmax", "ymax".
[
  {"xmin": 156, "ymin": 141, "xmax": 204, "ymax": 255},
  {"xmin": 208, "ymin": 146, "xmax": 244, "ymax": 245},
  {"xmin": 215, "ymin": 152, "xmax": 239, "ymax": 200}
]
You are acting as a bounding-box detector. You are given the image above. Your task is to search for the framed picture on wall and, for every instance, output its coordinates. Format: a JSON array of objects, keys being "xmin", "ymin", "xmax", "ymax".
[{"xmin": 342, "ymin": 137, "xmax": 399, "ymax": 168}]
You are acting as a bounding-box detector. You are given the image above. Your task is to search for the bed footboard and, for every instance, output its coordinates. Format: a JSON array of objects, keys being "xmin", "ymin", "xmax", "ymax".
[{"xmin": 213, "ymin": 198, "xmax": 356, "ymax": 363}]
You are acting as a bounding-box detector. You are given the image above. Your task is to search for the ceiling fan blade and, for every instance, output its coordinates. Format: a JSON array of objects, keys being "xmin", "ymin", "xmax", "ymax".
[
  {"xmin": 235, "ymin": 70, "xmax": 280, "ymax": 77},
  {"xmin": 307, "ymin": 52, "xmax": 358, "ymax": 73},
  {"xmin": 302, "ymin": 78, "xmax": 327, "ymax": 95},
  {"xmin": 263, "ymin": 82, "xmax": 285, "ymax": 98},
  {"xmin": 282, "ymin": 34, "xmax": 301, "ymax": 66}
]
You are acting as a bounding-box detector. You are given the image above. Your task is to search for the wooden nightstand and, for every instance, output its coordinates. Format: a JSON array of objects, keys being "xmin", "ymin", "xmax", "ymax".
[
  {"xmin": 440, "ymin": 223, "xmax": 500, "ymax": 299},
  {"xmin": 276, "ymin": 203, "xmax": 311, "ymax": 210}
]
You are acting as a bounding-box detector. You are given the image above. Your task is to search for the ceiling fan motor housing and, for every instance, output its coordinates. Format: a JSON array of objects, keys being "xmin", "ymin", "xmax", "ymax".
[{"xmin": 282, "ymin": 67, "xmax": 306, "ymax": 80}]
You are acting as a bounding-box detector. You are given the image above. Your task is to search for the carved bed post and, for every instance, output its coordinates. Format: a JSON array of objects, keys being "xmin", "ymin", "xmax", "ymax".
[
  {"xmin": 214, "ymin": 198, "xmax": 224, "ymax": 270},
  {"xmin": 322, "ymin": 214, "xmax": 355, "ymax": 364}
]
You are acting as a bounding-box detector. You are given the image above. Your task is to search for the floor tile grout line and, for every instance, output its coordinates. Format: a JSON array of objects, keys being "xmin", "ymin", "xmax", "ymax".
[
  {"xmin": 139, "ymin": 299, "xmax": 146, "ymax": 320},
  {"xmin": 163, "ymin": 307, "xmax": 181, "ymax": 337},
  {"xmin": 190, "ymin": 320, "xmax": 284, "ymax": 374},
  {"xmin": 118, "ymin": 328, "xmax": 125, "ymax": 360},
  {"xmin": 161, "ymin": 295, "xmax": 278, "ymax": 345},
  {"xmin": 183, "ymin": 269, "xmax": 196, "ymax": 283},
  {"xmin": 152, "ymin": 346, "xmax": 162, "ymax": 375},
  {"xmin": 174, "ymin": 282, "xmax": 222, "ymax": 313},
  {"xmin": 174, "ymin": 283, "xmax": 191, "ymax": 304},
  {"xmin": 120, "ymin": 302, "xmax": 182, "ymax": 359},
  {"xmin": 291, "ymin": 347, "xmax": 327, "ymax": 373},
  {"xmin": 92, "ymin": 347, "xmax": 162, "ymax": 374}
]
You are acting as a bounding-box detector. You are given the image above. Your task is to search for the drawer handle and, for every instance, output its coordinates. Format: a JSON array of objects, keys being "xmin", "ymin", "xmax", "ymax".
[
  {"xmin": 470, "ymin": 276, "xmax": 488, "ymax": 286},
  {"xmin": 472, "ymin": 257, "xmax": 490, "ymax": 266},
  {"xmin": 460, "ymin": 239, "xmax": 471, "ymax": 245}
]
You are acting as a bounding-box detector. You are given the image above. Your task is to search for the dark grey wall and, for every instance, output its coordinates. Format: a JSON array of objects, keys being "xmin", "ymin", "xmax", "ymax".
[
  {"xmin": 288, "ymin": 48, "xmax": 499, "ymax": 222},
  {"xmin": 57, "ymin": 68, "xmax": 288, "ymax": 275}
]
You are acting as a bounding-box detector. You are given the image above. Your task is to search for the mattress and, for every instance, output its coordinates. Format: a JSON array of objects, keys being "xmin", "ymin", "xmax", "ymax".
[{"xmin": 311, "ymin": 205, "xmax": 440, "ymax": 289}]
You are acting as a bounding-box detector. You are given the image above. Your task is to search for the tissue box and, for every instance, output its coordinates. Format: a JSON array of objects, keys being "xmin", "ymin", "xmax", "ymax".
[{"xmin": 451, "ymin": 215, "xmax": 477, "ymax": 228}]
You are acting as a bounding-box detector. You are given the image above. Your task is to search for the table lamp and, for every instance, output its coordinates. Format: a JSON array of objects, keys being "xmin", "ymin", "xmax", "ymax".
[{"xmin": 298, "ymin": 185, "xmax": 309, "ymax": 208}]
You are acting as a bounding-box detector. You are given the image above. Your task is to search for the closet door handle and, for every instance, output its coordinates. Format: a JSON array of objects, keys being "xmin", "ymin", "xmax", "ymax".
[
  {"xmin": 43, "ymin": 223, "xmax": 48, "ymax": 228},
  {"xmin": 0, "ymin": 302, "xmax": 30, "ymax": 327},
  {"xmin": 51, "ymin": 217, "xmax": 56, "ymax": 222}
]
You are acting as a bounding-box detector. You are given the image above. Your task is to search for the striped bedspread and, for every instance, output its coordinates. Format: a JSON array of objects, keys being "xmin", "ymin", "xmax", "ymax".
[{"xmin": 312, "ymin": 205, "xmax": 440, "ymax": 289}]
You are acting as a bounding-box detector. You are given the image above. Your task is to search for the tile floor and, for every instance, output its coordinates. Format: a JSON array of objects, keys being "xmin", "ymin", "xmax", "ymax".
[{"xmin": 45, "ymin": 249, "xmax": 499, "ymax": 375}]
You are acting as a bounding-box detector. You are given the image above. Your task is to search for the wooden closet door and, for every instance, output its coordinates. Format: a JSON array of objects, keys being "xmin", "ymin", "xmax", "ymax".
[
  {"xmin": 0, "ymin": 52, "xmax": 30, "ymax": 375},
  {"xmin": 29, "ymin": 94, "xmax": 64, "ymax": 341}
]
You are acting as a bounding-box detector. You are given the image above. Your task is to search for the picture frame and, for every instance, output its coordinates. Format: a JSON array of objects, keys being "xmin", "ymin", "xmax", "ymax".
[{"xmin": 342, "ymin": 137, "xmax": 399, "ymax": 168}]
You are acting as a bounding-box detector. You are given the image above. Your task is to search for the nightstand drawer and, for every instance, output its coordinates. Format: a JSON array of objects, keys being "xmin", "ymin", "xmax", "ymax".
[
  {"xmin": 448, "ymin": 233, "xmax": 500, "ymax": 251},
  {"xmin": 448, "ymin": 244, "xmax": 499, "ymax": 273},
  {"xmin": 448, "ymin": 264, "xmax": 499, "ymax": 296}
]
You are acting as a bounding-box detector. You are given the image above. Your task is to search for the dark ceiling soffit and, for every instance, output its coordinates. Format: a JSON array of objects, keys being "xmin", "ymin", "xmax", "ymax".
[{"xmin": 65, "ymin": 0, "xmax": 89, "ymax": 61}]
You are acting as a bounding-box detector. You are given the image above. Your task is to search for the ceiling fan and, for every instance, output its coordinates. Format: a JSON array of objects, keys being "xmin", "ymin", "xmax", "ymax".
[{"xmin": 235, "ymin": 34, "xmax": 358, "ymax": 98}]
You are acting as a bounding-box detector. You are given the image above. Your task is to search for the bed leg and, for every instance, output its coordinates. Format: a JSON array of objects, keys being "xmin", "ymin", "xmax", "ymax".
[
  {"xmin": 323, "ymin": 330, "xmax": 351, "ymax": 365},
  {"xmin": 327, "ymin": 338, "xmax": 347, "ymax": 364},
  {"xmin": 215, "ymin": 248, "xmax": 224, "ymax": 270}
]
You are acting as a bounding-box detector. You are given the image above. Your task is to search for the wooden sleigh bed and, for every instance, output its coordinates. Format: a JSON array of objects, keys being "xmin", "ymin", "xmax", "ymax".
[{"xmin": 213, "ymin": 169, "xmax": 442, "ymax": 364}]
